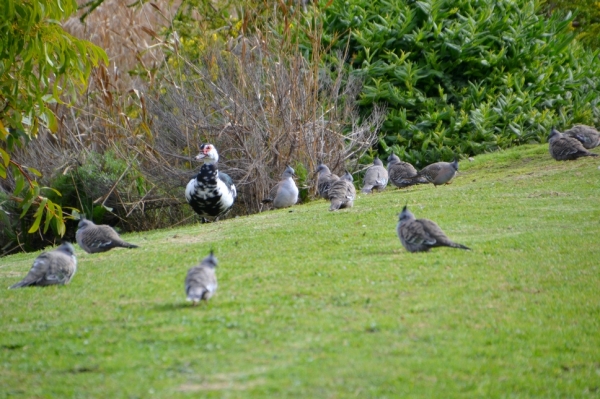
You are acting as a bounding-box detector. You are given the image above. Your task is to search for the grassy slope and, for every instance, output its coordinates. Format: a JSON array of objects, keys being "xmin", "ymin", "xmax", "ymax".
[{"xmin": 1, "ymin": 144, "xmax": 599, "ymax": 398}]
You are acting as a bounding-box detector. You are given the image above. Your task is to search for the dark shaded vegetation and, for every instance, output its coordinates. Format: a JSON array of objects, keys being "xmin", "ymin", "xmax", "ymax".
[{"xmin": 319, "ymin": 0, "xmax": 600, "ymax": 166}]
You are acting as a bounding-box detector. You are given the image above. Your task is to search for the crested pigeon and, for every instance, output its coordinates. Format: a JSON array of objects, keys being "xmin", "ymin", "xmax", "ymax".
[
  {"xmin": 329, "ymin": 171, "xmax": 356, "ymax": 211},
  {"xmin": 561, "ymin": 125, "xmax": 600, "ymax": 150},
  {"xmin": 361, "ymin": 158, "xmax": 389, "ymax": 194},
  {"xmin": 76, "ymin": 218, "xmax": 139, "ymax": 253},
  {"xmin": 185, "ymin": 251, "xmax": 218, "ymax": 305},
  {"xmin": 397, "ymin": 205, "xmax": 470, "ymax": 252},
  {"xmin": 402, "ymin": 159, "xmax": 459, "ymax": 187},
  {"xmin": 548, "ymin": 128, "xmax": 598, "ymax": 161},
  {"xmin": 387, "ymin": 153, "xmax": 428, "ymax": 188},
  {"xmin": 185, "ymin": 144, "xmax": 237, "ymax": 222},
  {"xmin": 316, "ymin": 163, "xmax": 339, "ymax": 200},
  {"xmin": 9, "ymin": 242, "xmax": 77, "ymax": 288},
  {"xmin": 262, "ymin": 165, "xmax": 299, "ymax": 209}
]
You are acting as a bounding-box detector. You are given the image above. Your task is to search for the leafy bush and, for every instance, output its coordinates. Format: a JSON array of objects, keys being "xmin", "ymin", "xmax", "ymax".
[
  {"xmin": 319, "ymin": 0, "xmax": 600, "ymax": 166},
  {"xmin": 545, "ymin": 0, "xmax": 600, "ymax": 49},
  {"xmin": 0, "ymin": 0, "xmax": 107, "ymax": 242},
  {"xmin": 0, "ymin": 148, "xmax": 144, "ymax": 256}
]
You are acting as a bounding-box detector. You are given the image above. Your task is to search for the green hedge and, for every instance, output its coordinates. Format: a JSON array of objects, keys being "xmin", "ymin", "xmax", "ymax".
[{"xmin": 320, "ymin": 0, "xmax": 600, "ymax": 166}]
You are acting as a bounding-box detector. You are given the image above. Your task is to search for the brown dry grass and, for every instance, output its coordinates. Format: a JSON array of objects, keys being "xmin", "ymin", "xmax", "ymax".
[
  {"xmin": 144, "ymin": 35, "xmax": 385, "ymax": 216},
  {"xmin": 2, "ymin": 1, "xmax": 385, "ymax": 253},
  {"xmin": 64, "ymin": 0, "xmax": 182, "ymax": 91}
]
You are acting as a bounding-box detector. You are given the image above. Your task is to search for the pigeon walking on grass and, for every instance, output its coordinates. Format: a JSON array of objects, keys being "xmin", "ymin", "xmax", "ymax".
[
  {"xmin": 387, "ymin": 154, "xmax": 427, "ymax": 188},
  {"xmin": 396, "ymin": 205, "xmax": 470, "ymax": 252},
  {"xmin": 329, "ymin": 171, "xmax": 356, "ymax": 211},
  {"xmin": 185, "ymin": 144, "xmax": 237, "ymax": 222},
  {"xmin": 400, "ymin": 159, "xmax": 459, "ymax": 187},
  {"xmin": 361, "ymin": 158, "xmax": 388, "ymax": 194},
  {"xmin": 316, "ymin": 163, "xmax": 339, "ymax": 200},
  {"xmin": 76, "ymin": 219, "xmax": 139, "ymax": 254},
  {"xmin": 548, "ymin": 128, "xmax": 598, "ymax": 161},
  {"xmin": 262, "ymin": 165, "xmax": 299, "ymax": 209},
  {"xmin": 563, "ymin": 125, "xmax": 600, "ymax": 149},
  {"xmin": 185, "ymin": 251, "xmax": 218, "ymax": 305},
  {"xmin": 9, "ymin": 243, "xmax": 77, "ymax": 289},
  {"xmin": 417, "ymin": 159, "xmax": 459, "ymax": 187}
]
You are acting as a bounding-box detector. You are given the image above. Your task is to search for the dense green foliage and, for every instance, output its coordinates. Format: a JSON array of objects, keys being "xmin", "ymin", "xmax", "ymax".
[
  {"xmin": 1, "ymin": 144, "xmax": 599, "ymax": 397},
  {"xmin": 319, "ymin": 0, "xmax": 600, "ymax": 166},
  {"xmin": 546, "ymin": 0, "xmax": 600, "ymax": 48},
  {"xmin": 0, "ymin": 0, "xmax": 107, "ymax": 239}
]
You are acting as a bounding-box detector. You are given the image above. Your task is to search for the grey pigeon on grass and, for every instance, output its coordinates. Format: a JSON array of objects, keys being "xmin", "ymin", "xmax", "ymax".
[
  {"xmin": 316, "ymin": 163, "xmax": 339, "ymax": 200},
  {"xmin": 402, "ymin": 159, "xmax": 459, "ymax": 187},
  {"xmin": 262, "ymin": 165, "xmax": 299, "ymax": 209},
  {"xmin": 9, "ymin": 243, "xmax": 77, "ymax": 289},
  {"xmin": 361, "ymin": 158, "xmax": 389, "ymax": 194},
  {"xmin": 76, "ymin": 219, "xmax": 139, "ymax": 254},
  {"xmin": 329, "ymin": 171, "xmax": 356, "ymax": 211},
  {"xmin": 387, "ymin": 154, "xmax": 427, "ymax": 188},
  {"xmin": 548, "ymin": 128, "xmax": 598, "ymax": 161},
  {"xmin": 396, "ymin": 205, "xmax": 470, "ymax": 252},
  {"xmin": 563, "ymin": 125, "xmax": 600, "ymax": 149},
  {"xmin": 418, "ymin": 159, "xmax": 459, "ymax": 186},
  {"xmin": 185, "ymin": 251, "xmax": 218, "ymax": 305}
]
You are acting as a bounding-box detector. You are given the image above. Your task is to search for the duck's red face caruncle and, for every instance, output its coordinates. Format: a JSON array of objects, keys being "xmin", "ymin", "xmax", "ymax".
[{"xmin": 194, "ymin": 144, "xmax": 218, "ymax": 162}]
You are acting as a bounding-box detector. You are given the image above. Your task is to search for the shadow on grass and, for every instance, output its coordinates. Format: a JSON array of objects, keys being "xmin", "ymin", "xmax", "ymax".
[
  {"xmin": 363, "ymin": 249, "xmax": 404, "ymax": 256},
  {"xmin": 153, "ymin": 302, "xmax": 202, "ymax": 312}
]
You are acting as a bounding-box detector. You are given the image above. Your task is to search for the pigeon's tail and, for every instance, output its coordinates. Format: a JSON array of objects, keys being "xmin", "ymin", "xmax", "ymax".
[
  {"xmin": 411, "ymin": 175, "xmax": 430, "ymax": 185},
  {"xmin": 329, "ymin": 200, "xmax": 342, "ymax": 211},
  {"xmin": 8, "ymin": 280, "xmax": 31, "ymax": 289},
  {"xmin": 186, "ymin": 287, "xmax": 208, "ymax": 303},
  {"xmin": 573, "ymin": 150, "xmax": 598, "ymax": 159},
  {"xmin": 361, "ymin": 185, "xmax": 374, "ymax": 194},
  {"xmin": 398, "ymin": 175, "xmax": 429, "ymax": 187},
  {"xmin": 120, "ymin": 242, "xmax": 139, "ymax": 249},
  {"xmin": 448, "ymin": 242, "xmax": 471, "ymax": 250}
]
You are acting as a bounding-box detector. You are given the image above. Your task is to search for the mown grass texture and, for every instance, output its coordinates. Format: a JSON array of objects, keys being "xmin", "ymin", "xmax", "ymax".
[{"xmin": 1, "ymin": 144, "xmax": 599, "ymax": 398}]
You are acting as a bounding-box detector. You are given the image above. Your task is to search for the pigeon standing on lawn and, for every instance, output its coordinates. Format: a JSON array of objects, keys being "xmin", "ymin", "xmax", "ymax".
[
  {"xmin": 387, "ymin": 154, "xmax": 427, "ymax": 188},
  {"xmin": 403, "ymin": 159, "xmax": 459, "ymax": 187},
  {"xmin": 76, "ymin": 219, "xmax": 139, "ymax": 253},
  {"xmin": 9, "ymin": 243, "xmax": 77, "ymax": 289},
  {"xmin": 316, "ymin": 163, "xmax": 339, "ymax": 200},
  {"xmin": 185, "ymin": 251, "xmax": 218, "ymax": 305},
  {"xmin": 185, "ymin": 144, "xmax": 237, "ymax": 222},
  {"xmin": 396, "ymin": 205, "xmax": 470, "ymax": 252},
  {"xmin": 329, "ymin": 171, "xmax": 356, "ymax": 211},
  {"xmin": 262, "ymin": 165, "xmax": 299, "ymax": 209},
  {"xmin": 563, "ymin": 125, "xmax": 600, "ymax": 149},
  {"xmin": 361, "ymin": 158, "xmax": 388, "ymax": 194},
  {"xmin": 548, "ymin": 128, "xmax": 598, "ymax": 161}
]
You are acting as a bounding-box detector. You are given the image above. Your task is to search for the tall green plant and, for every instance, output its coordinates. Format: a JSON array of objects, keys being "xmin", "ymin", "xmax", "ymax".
[
  {"xmin": 545, "ymin": 0, "xmax": 600, "ymax": 49},
  {"xmin": 319, "ymin": 0, "xmax": 600, "ymax": 166},
  {"xmin": 0, "ymin": 0, "xmax": 107, "ymax": 236}
]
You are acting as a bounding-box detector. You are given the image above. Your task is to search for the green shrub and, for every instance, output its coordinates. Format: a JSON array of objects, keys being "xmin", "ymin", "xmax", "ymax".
[
  {"xmin": 319, "ymin": 0, "xmax": 600, "ymax": 166},
  {"xmin": 0, "ymin": 0, "xmax": 107, "ymax": 241},
  {"xmin": 545, "ymin": 0, "xmax": 600, "ymax": 49},
  {"xmin": 0, "ymin": 150, "xmax": 141, "ymax": 255}
]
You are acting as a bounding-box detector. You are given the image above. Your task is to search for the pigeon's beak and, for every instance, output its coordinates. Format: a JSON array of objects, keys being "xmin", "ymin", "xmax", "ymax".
[{"xmin": 195, "ymin": 153, "xmax": 206, "ymax": 161}]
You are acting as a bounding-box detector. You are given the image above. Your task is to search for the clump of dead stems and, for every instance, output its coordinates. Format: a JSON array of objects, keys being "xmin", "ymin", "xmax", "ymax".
[{"xmin": 1, "ymin": 3, "xmax": 385, "ymax": 254}]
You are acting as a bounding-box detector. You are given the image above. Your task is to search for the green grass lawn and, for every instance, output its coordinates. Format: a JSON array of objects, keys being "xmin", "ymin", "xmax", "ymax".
[{"xmin": 1, "ymin": 144, "xmax": 599, "ymax": 398}]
